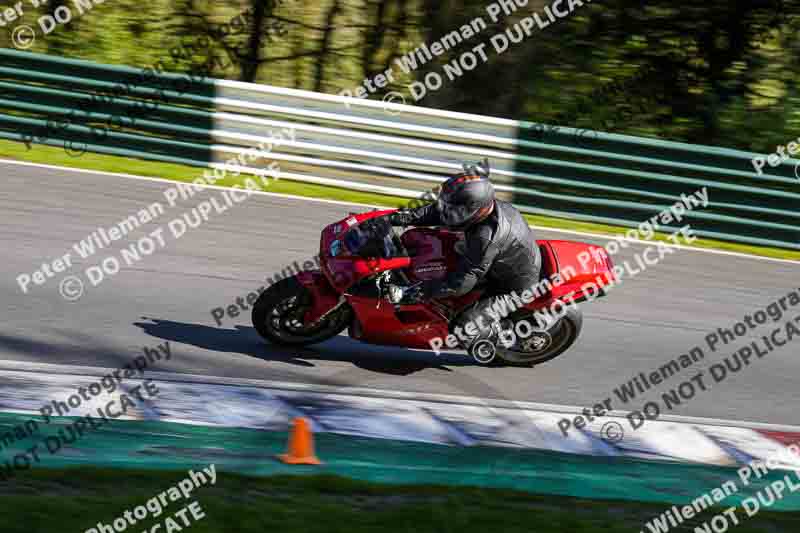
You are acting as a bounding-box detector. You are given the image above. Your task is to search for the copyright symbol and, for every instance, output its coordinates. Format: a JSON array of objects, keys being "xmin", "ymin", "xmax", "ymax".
[
  {"xmin": 59, "ymin": 276, "xmax": 84, "ymax": 302},
  {"xmin": 382, "ymin": 91, "xmax": 406, "ymax": 116},
  {"xmin": 64, "ymin": 140, "xmax": 87, "ymax": 158},
  {"xmin": 600, "ymin": 421, "xmax": 624, "ymax": 443},
  {"xmin": 12, "ymin": 25, "xmax": 36, "ymax": 50},
  {"xmin": 470, "ymin": 339, "xmax": 497, "ymax": 365}
]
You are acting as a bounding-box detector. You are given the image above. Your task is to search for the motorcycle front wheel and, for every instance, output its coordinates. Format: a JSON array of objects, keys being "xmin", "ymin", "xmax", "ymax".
[{"xmin": 252, "ymin": 276, "xmax": 352, "ymax": 346}]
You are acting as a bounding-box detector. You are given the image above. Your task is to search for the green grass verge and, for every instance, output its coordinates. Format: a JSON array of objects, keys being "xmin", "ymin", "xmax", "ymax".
[
  {"xmin": 4, "ymin": 467, "xmax": 799, "ymax": 533},
  {"xmin": 2, "ymin": 139, "xmax": 798, "ymax": 262}
]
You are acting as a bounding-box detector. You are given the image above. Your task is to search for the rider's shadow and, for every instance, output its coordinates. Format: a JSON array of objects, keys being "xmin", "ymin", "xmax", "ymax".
[{"xmin": 133, "ymin": 317, "xmax": 466, "ymax": 376}]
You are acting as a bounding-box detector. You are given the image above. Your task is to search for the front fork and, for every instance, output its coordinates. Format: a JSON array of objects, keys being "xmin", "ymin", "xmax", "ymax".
[{"xmin": 295, "ymin": 270, "xmax": 344, "ymax": 325}]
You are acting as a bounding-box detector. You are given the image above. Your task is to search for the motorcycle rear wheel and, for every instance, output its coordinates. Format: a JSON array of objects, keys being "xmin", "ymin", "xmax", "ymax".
[
  {"xmin": 252, "ymin": 276, "xmax": 352, "ymax": 346},
  {"xmin": 495, "ymin": 307, "xmax": 583, "ymax": 366}
]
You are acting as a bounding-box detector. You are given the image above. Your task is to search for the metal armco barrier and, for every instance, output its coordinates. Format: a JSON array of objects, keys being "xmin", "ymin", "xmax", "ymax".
[{"xmin": 0, "ymin": 48, "xmax": 797, "ymax": 250}]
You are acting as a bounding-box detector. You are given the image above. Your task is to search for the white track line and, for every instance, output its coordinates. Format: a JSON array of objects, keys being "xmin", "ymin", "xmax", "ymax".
[
  {"xmin": 2, "ymin": 158, "xmax": 798, "ymax": 265},
  {"xmin": 2, "ymin": 359, "xmax": 800, "ymax": 434}
]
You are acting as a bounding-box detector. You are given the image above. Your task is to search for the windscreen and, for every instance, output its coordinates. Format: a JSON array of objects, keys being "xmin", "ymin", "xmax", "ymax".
[{"xmin": 343, "ymin": 217, "xmax": 400, "ymax": 258}]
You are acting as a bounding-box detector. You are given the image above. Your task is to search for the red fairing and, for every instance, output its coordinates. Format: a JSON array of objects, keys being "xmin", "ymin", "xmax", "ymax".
[
  {"xmin": 319, "ymin": 210, "xmax": 411, "ymax": 291},
  {"xmin": 295, "ymin": 270, "xmax": 340, "ymax": 324},
  {"xmin": 547, "ymin": 240, "xmax": 616, "ymax": 302},
  {"xmin": 515, "ymin": 240, "xmax": 616, "ymax": 312},
  {"xmin": 346, "ymin": 295, "xmax": 451, "ymax": 349}
]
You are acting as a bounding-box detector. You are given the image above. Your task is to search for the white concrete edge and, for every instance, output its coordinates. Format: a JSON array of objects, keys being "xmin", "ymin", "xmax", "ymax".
[{"xmin": 2, "ymin": 359, "xmax": 799, "ymax": 434}]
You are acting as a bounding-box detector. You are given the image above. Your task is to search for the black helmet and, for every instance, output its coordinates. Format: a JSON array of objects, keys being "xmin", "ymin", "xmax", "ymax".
[{"xmin": 436, "ymin": 159, "xmax": 495, "ymax": 228}]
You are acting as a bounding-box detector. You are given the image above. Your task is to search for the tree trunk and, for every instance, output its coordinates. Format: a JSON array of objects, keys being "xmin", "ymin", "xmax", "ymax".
[
  {"xmin": 313, "ymin": 0, "xmax": 342, "ymax": 92},
  {"xmin": 239, "ymin": 0, "xmax": 271, "ymax": 82}
]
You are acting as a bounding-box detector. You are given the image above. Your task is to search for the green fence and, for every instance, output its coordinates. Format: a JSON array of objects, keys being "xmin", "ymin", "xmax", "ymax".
[
  {"xmin": 0, "ymin": 48, "xmax": 797, "ymax": 250},
  {"xmin": 0, "ymin": 48, "xmax": 215, "ymax": 165}
]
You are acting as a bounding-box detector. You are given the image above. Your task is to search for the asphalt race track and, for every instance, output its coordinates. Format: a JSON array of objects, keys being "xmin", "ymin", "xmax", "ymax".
[{"xmin": 2, "ymin": 160, "xmax": 798, "ymax": 426}]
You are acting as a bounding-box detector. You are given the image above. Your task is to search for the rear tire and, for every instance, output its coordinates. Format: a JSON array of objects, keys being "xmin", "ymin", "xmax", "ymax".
[
  {"xmin": 495, "ymin": 307, "xmax": 583, "ymax": 366},
  {"xmin": 252, "ymin": 276, "xmax": 352, "ymax": 347}
]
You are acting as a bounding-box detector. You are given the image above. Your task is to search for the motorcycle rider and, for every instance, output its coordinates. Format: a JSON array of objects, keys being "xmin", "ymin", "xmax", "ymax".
[{"xmin": 380, "ymin": 159, "xmax": 542, "ymax": 360}]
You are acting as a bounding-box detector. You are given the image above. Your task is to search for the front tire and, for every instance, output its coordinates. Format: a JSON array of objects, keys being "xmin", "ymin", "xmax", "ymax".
[
  {"xmin": 252, "ymin": 276, "xmax": 352, "ymax": 347},
  {"xmin": 495, "ymin": 307, "xmax": 583, "ymax": 366}
]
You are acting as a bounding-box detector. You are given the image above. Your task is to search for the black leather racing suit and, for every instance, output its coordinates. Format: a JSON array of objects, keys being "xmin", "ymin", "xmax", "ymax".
[{"xmin": 388, "ymin": 199, "xmax": 542, "ymax": 346}]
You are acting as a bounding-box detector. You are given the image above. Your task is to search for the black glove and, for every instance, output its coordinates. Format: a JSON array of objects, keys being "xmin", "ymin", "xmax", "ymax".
[
  {"xmin": 360, "ymin": 216, "xmax": 391, "ymax": 240},
  {"xmin": 346, "ymin": 216, "xmax": 394, "ymax": 258}
]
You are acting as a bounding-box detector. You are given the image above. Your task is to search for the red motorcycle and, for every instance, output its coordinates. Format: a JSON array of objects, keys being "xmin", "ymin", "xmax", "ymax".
[{"xmin": 253, "ymin": 209, "xmax": 616, "ymax": 366}]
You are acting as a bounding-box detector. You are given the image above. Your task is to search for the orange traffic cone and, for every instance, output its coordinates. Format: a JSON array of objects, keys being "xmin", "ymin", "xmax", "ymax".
[{"xmin": 278, "ymin": 417, "xmax": 321, "ymax": 465}]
